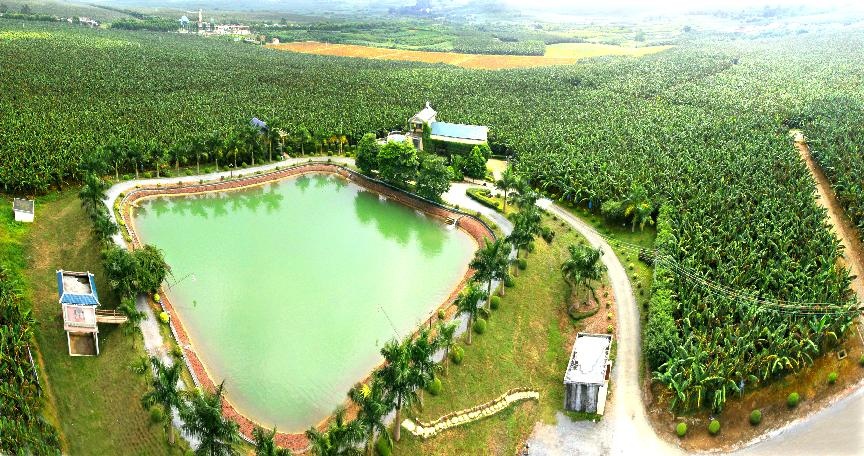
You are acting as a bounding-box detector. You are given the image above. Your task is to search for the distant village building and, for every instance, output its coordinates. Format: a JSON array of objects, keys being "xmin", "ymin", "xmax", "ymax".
[
  {"xmin": 563, "ymin": 333, "xmax": 612, "ymax": 415},
  {"xmin": 213, "ymin": 24, "xmax": 251, "ymax": 36},
  {"xmin": 13, "ymin": 198, "xmax": 34, "ymax": 223},
  {"xmin": 408, "ymin": 102, "xmax": 488, "ymax": 151},
  {"xmin": 58, "ymin": 271, "xmax": 101, "ymax": 356},
  {"xmin": 78, "ymin": 17, "xmax": 99, "ymax": 27}
]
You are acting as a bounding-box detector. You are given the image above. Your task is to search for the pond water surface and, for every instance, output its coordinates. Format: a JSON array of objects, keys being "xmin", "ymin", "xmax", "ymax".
[{"xmin": 132, "ymin": 173, "xmax": 476, "ymax": 431}]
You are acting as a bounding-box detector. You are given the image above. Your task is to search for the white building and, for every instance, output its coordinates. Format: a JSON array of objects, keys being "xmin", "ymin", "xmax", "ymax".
[
  {"xmin": 13, "ymin": 198, "xmax": 34, "ymax": 223},
  {"xmin": 563, "ymin": 333, "xmax": 612, "ymax": 415}
]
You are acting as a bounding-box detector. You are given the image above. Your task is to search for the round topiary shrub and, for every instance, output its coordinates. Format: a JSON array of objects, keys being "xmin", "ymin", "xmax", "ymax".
[
  {"xmin": 504, "ymin": 275, "xmax": 515, "ymax": 288},
  {"xmin": 149, "ymin": 406, "xmax": 164, "ymax": 424},
  {"xmin": 450, "ymin": 345, "xmax": 464, "ymax": 365},
  {"xmin": 787, "ymin": 392, "xmax": 800, "ymax": 408},
  {"xmin": 427, "ymin": 377, "xmax": 442, "ymax": 396},
  {"xmin": 375, "ymin": 433, "xmax": 393, "ymax": 456},
  {"xmin": 828, "ymin": 371, "xmax": 838, "ymax": 384},
  {"xmin": 859, "ymin": 354, "xmax": 864, "ymax": 367},
  {"xmin": 708, "ymin": 419, "xmax": 720, "ymax": 435},
  {"xmin": 473, "ymin": 318, "xmax": 487, "ymax": 334},
  {"xmin": 526, "ymin": 241, "xmax": 535, "ymax": 253},
  {"xmin": 749, "ymin": 409, "xmax": 762, "ymax": 426},
  {"xmin": 153, "ymin": 293, "xmax": 161, "ymax": 303},
  {"xmin": 676, "ymin": 422, "xmax": 687, "ymax": 437},
  {"xmin": 606, "ymin": 324, "xmax": 614, "ymax": 334},
  {"xmin": 438, "ymin": 309, "xmax": 446, "ymax": 320},
  {"xmin": 159, "ymin": 311, "xmax": 170, "ymax": 324},
  {"xmin": 517, "ymin": 258, "xmax": 527, "ymax": 270},
  {"xmin": 607, "ymin": 312, "xmax": 614, "ymax": 321},
  {"xmin": 490, "ymin": 296, "xmax": 501, "ymax": 310}
]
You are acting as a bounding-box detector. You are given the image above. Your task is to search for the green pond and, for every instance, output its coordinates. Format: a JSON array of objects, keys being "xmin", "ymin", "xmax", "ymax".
[{"xmin": 132, "ymin": 173, "xmax": 476, "ymax": 431}]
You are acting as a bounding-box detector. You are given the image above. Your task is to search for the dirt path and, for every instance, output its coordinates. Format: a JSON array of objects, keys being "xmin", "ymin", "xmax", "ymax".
[{"xmin": 795, "ymin": 134, "xmax": 864, "ymax": 308}]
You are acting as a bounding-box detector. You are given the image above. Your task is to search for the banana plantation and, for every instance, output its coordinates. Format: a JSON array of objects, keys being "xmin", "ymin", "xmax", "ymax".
[{"xmin": 1, "ymin": 20, "xmax": 863, "ymax": 419}]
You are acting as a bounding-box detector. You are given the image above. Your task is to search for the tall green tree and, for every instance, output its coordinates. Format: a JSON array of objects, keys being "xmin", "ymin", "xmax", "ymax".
[
  {"xmin": 454, "ymin": 282, "xmax": 487, "ymax": 345},
  {"xmin": 623, "ymin": 184, "xmax": 653, "ymax": 232},
  {"xmin": 469, "ymin": 238, "xmax": 511, "ymax": 307},
  {"xmin": 409, "ymin": 327, "xmax": 438, "ymax": 407},
  {"xmin": 141, "ymin": 356, "xmax": 183, "ymax": 445},
  {"xmin": 495, "ymin": 167, "xmax": 519, "ymax": 213},
  {"xmin": 435, "ymin": 320, "xmax": 457, "ymax": 375},
  {"xmin": 252, "ymin": 426, "xmax": 292, "ymax": 456},
  {"xmin": 355, "ymin": 133, "xmax": 379, "ymax": 175},
  {"xmin": 348, "ymin": 377, "xmax": 391, "ymax": 456},
  {"xmin": 462, "ymin": 145, "xmax": 488, "ymax": 179},
  {"xmin": 181, "ymin": 382, "xmax": 241, "ymax": 456},
  {"xmin": 561, "ymin": 244, "xmax": 606, "ymax": 304},
  {"xmin": 377, "ymin": 140, "xmax": 419, "ymax": 187},
  {"xmin": 507, "ymin": 206, "xmax": 542, "ymax": 272},
  {"xmin": 377, "ymin": 337, "xmax": 418, "ymax": 442},
  {"xmin": 79, "ymin": 173, "xmax": 109, "ymax": 217},
  {"xmin": 415, "ymin": 154, "xmax": 451, "ymax": 201}
]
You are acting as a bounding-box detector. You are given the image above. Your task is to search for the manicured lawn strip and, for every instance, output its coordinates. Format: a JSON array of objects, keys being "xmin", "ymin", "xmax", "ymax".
[
  {"xmin": 394, "ymin": 216, "xmax": 598, "ymax": 454},
  {"xmin": 19, "ymin": 191, "xmax": 187, "ymax": 456}
]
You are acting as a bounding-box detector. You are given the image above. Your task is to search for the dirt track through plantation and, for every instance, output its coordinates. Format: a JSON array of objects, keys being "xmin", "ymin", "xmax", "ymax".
[{"xmin": 795, "ymin": 134, "xmax": 864, "ymax": 325}]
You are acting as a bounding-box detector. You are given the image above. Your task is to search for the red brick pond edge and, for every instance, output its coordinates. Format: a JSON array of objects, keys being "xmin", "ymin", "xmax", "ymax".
[{"xmin": 116, "ymin": 162, "xmax": 495, "ymax": 452}]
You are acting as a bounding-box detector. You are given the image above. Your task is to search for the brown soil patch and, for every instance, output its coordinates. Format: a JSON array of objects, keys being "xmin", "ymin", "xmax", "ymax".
[{"xmin": 266, "ymin": 41, "xmax": 670, "ymax": 70}]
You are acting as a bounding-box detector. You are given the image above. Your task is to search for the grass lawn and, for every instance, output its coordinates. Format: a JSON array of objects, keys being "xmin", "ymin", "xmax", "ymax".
[
  {"xmin": 393, "ymin": 215, "xmax": 605, "ymax": 455},
  {"xmin": 5, "ymin": 191, "xmax": 188, "ymax": 455}
]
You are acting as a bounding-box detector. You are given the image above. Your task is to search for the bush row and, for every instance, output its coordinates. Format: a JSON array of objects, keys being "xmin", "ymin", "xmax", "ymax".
[
  {"xmin": 465, "ymin": 187, "xmax": 502, "ymax": 212},
  {"xmin": 644, "ymin": 203, "xmax": 681, "ymax": 370}
]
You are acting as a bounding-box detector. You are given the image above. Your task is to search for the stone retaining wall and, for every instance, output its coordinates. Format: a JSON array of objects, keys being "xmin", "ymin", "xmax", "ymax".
[{"xmin": 116, "ymin": 162, "xmax": 494, "ymax": 452}]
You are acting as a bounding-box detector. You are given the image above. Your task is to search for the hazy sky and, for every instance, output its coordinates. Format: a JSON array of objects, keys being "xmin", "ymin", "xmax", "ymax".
[{"xmin": 498, "ymin": 0, "xmax": 851, "ymax": 13}]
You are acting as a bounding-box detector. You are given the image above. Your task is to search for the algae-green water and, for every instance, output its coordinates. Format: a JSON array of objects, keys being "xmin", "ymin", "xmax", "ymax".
[{"xmin": 132, "ymin": 173, "xmax": 476, "ymax": 431}]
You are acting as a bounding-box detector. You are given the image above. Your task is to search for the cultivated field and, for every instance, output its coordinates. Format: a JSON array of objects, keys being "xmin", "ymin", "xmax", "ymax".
[{"xmin": 266, "ymin": 41, "xmax": 672, "ymax": 69}]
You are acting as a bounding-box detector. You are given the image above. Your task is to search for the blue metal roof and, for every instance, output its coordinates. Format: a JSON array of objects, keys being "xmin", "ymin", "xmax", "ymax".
[
  {"xmin": 430, "ymin": 121, "xmax": 487, "ymax": 142},
  {"xmin": 57, "ymin": 271, "xmax": 100, "ymax": 306}
]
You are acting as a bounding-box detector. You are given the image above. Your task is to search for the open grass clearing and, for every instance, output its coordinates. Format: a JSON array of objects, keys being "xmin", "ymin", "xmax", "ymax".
[{"xmin": 8, "ymin": 190, "xmax": 188, "ymax": 455}]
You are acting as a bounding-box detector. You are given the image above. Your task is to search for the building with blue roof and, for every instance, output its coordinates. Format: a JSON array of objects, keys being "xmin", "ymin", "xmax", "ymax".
[
  {"xmin": 407, "ymin": 102, "xmax": 488, "ymax": 151},
  {"xmin": 57, "ymin": 270, "xmax": 101, "ymax": 356}
]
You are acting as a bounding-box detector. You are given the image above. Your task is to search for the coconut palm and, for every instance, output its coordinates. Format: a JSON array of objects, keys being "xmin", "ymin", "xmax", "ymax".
[
  {"xmin": 435, "ymin": 321, "xmax": 458, "ymax": 375},
  {"xmin": 348, "ymin": 377, "xmax": 391, "ymax": 456},
  {"xmin": 140, "ymin": 356, "xmax": 183, "ymax": 445},
  {"xmin": 561, "ymin": 244, "xmax": 606, "ymax": 304},
  {"xmin": 410, "ymin": 327, "xmax": 438, "ymax": 407},
  {"xmin": 377, "ymin": 337, "xmax": 418, "ymax": 443},
  {"xmin": 79, "ymin": 173, "xmax": 109, "ymax": 217},
  {"xmin": 469, "ymin": 238, "xmax": 511, "ymax": 308},
  {"xmin": 454, "ymin": 282, "xmax": 488, "ymax": 345},
  {"xmin": 304, "ymin": 406, "xmax": 363, "ymax": 456},
  {"xmin": 118, "ymin": 297, "xmax": 144, "ymax": 344},
  {"xmin": 252, "ymin": 426, "xmax": 292, "ymax": 456},
  {"xmin": 181, "ymin": 381, "xmax": 241, "ymax": 456},
  {"xmin": 495, "ymin": 167, "xmax": 519, "ymax": 213}
]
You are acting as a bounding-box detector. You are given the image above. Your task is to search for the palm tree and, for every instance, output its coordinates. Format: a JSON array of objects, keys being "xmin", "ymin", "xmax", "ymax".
[
  {"xmin": 512, "ymin": 181, "xmax": 539, "ymax": 209},
  {"xmin": 140, "ymin": 356, "xmax": 183, "ymax": 445},
  {"xmin": 435, "ymin": 321, "xmax": 457, "ymax": 375},
  {"xmin": 410, "ymin": 327, "xmax": 438, "ymax": 408},
  {"xmin": 297, "ymin": 126, "xmax": 312, "ymax": 156},
  {"xmin": 507, "ymin": 207, "xmax": 542, "ymax": 274},
  {"xmin": 79, "ymin": 173, "xmax": 109, "ymax": 217},
  {"xmin": 348, "ymin": 377, "xmax": 391, "ymax": 456},
  {"xmin": 118, "ymin": 297, "xmax": 144, "ymax": 344},
  {"xmin": 623, "ymin": 184, "xmax": 653, "ymax": 232},
  {"xmin": 252, "ymin": 426, "xmax": 292, "ymax": 456},
  {"xmin": 469, "ymin": 238, "xmax": 511, "ymax": 308},
  {"xmin": 561, "ymin": 244, "xmax": 607, "ymax": 305},
  {"xmin": 378, "ymin": 337, "xmax": 418, "ymax": 443},
  {"xmin": 181, "ymin": 381, "xmax": 241, "ymax": 456},
  {"xmin": 495, "ymin": 167, "xmax": 519, "ymax": 213},
  {"xmin": 454, "ymin": 282, "xmax": 487, "ymax": 345},
  {"xmin": 305, "ymin": 407, "xmax": 363, "ymax": 455}
]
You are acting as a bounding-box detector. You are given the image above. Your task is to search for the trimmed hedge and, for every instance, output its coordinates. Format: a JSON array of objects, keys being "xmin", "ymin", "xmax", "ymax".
[
  {"xmin": 450, "ymin": 345, "xmax": 464, "ymax": 364},
  {"xmin": 465, "ymin": 187, "xmax": 502, "ymax": 212},
  {"xmin": 787, "ymin": 392, "xmax": 800, "ymax": 408},
  {"xmin": 159, "ymin": 311, "xmax": 170, "ymax": 324},
  {"xmin": 473, "ymin": 318, "xmax": 487, "ymax": 334},
  {"xmin": 517, "ymin": 258, "xmax": 527, "ymax": 270},
  {"xmin": 708, "ymin": 419, "xmax": 720, "ymax": 435},
  {"xmin": 149, "ymin": 406, "xmax": 164, "ymax": 424},
  {"xmin": 828, "ymin": 371, "xmax": 838, "ymax": 384},
  {"xmin": 749, "ymin": 409, "xmax": 762, "ymax": 426},
  {"xmin": 490, "ymin": 295, "xmax": 501, "ymax": 310},
  {"xmin": 676, "ymin": 422, "xmax": 687, "ymax": 437},
  {"xmin": 427, "ymin": 377, "xmax": 442, "ymax": 396}
]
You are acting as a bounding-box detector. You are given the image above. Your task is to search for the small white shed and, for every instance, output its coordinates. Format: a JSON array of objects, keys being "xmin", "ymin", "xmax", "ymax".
[
  {"xmin": 564, "ymin": 333, "xmax": 612, "ymax": 415},
  {"xmin": 13, "ymin": 198, "xmax": 35, "ymax": 223}
]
